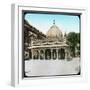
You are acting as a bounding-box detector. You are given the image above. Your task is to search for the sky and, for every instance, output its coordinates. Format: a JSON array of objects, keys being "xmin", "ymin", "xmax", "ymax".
[{"xmin": 25, "ymin": 13, "xmax": 80, "ymax": 34}]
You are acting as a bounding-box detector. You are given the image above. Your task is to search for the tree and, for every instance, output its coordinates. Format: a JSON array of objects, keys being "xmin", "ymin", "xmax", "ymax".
[
  {"xmin": 66, "ymin": 32, "xmax": 80, "ymax": 57},
  {"xmin": 76, "ymin": 33, "xmax": 80, "ymax": 56}
]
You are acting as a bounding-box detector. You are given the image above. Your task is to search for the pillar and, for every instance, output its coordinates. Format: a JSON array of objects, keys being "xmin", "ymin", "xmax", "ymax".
[
  {"xmin": 31, "ymin": 49, "xmax": 33, "ymax": 59},
  {"xmin": 38, "ymin": 49, "xmax": 40, "ymax": 60},
  {"xmin": 65, "ymin": 48, "xmax": 68, "ymax": 59},
  {"xmin": 56, "ymin": 48, "xmax": 58, "ymax": 60},
  {"xmin": 51, "ymin": 49, "xmax": 53, "ymax": 60}
]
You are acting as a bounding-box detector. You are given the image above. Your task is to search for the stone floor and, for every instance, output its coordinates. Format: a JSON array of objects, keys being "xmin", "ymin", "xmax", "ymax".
[{"xmin": 25, "ymin": 57, "xmax": 80, "ymax": 77}]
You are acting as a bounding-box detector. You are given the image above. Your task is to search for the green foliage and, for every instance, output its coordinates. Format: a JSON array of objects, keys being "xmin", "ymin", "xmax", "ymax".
[{"xmin": 66, "ymin": 32, "xmax": 80, "ymax": 57}]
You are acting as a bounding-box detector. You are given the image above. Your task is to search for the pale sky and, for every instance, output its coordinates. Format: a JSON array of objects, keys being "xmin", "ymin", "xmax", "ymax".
[{"xmin": 25, "ymin": 13, "xmax": 80, "ymax": 34}]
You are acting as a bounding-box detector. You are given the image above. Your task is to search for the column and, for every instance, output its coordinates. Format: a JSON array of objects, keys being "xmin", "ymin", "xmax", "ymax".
[
  {"xmin": 44, "ymin": 49, "xmax": 45, "ymax": 60},
  {"xmin": 58, "ymin": 49, "xmax": 61, "ymax": 60},
  {"xmin": 65, "ymin": 48, "xmax": 67, "ymax": 59},
  {"xmin": 51, "ymin": 49, "xmax": 53, "ymax": 60},
  {"xmin": 43, "ymin": 49, "xmax": 45, "ymax": 60},
  {"xmin": 38, "ymin": 49, "xmax": 40, "ymax": 60},
  {"xmin": 31, "ymin": 49, "xmax": 33, "ymax": 59},
  {"xmin": 56, "ymin": 48, "xmax": 58, "ymax": 60}
]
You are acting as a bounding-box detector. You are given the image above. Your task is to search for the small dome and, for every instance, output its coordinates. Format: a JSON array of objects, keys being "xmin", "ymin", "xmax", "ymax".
[{"xmin": 46, "ymin": 20, "xmax": 63, "ymax": 41}]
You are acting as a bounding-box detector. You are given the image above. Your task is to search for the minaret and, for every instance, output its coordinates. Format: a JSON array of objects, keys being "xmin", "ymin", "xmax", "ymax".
[
  {"xmin": 53, "ymin": 20, "xmax": 55, "ymax": 25},
  {"xmin": 64, "ymin": 32, "xmax": 67, "ymax": 43}
]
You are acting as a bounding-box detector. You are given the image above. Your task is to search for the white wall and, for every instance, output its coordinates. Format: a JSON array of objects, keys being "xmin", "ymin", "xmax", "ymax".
[{"xmin": 0, "ymin": 0, "xmax": 89, "ymax": 89}]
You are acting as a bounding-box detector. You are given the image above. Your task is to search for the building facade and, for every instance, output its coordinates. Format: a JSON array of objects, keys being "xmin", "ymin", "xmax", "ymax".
[
  {"xmin": 24, "ymin": 20, "xmax": 46, "ymax": 59},
  {"xmin": 24, "ymin": 20, "xmax": 71, "ymax": 60}
]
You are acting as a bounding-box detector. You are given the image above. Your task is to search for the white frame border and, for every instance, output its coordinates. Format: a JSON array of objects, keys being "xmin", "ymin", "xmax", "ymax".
[{"xmin": 11, "ymin": 4, "xmax": 87, "ymax": 87}]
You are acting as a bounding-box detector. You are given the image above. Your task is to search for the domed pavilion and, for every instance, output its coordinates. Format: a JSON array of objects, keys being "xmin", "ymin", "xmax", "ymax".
[
  {"xmin": 28, "ymin": 20, "xmax": 70, "ymax": 60},
  {"xmin": 47, "ymin": 20, "xmax": 63, "ymax": 41}
]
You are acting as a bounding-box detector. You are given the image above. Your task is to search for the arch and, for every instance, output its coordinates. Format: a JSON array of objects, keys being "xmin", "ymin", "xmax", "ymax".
[
  {"xmin": 45, "ymin": 49, "xmax": 51, "ymax": 60},
  {"xmin": 29, "ymin": 49, "xmax": 32, "ymax": 59},
  {"xmin": 40, "ymin": 50, "xmax": 44, "ymax": 60},
  {"xmin": 33, "ymin": 50, "xmax": 39, "ymax": 59},
  {"xmin": 52, "ymin": 49, "xmax": 57, "ymax": 60},
  {"xmin": 61, "ymin": 48, "xmax": 65, "ymax": 59},
  {"xmin": 58, "ymin": 48, "xmax": 65, "ymax": 59}
]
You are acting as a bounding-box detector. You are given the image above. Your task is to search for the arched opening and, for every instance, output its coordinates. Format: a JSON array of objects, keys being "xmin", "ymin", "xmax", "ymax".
[
  {"xmin": 52, "ymin": 49, "xmax": 57, "ymax": 60},
  {"xmin": 29, "ymin": 49, "xmax": 32, "ymax": 59},
  {"xmin": 33, "ymin": 50, "xmax": 39, "ymax": 59},
  {"xmin": 61, "ymin": 48, "xmax": 65, "ymax": 59},
  {"xmin": 45, "ymin": 49, "xmax": 51, "ymax": 60},
  {"xmin": 58, "ymin": 48, "xmax": 65, "ymax": 59},
  {"xmin": 58, "ymin": 49, "xmax": 61, "ymax": 59},
  {"xmin": 40, "ymin": 50, "xmax": 44, "ymax": 60}
]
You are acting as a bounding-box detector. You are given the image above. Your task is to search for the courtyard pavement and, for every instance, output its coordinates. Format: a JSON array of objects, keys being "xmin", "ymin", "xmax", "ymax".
[{"xmin": 25, "ymin": 57, "xmax": 80, "ymax": 77}]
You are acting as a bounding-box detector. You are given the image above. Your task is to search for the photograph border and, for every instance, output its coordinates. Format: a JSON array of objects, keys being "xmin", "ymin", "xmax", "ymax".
[
  {"xmin": 11, "ymin": 4, "xmax": 87, "ymax": 87},
  {"xmin": 22, "ymin": 9, "xmax": 81, "ymax": 78}
]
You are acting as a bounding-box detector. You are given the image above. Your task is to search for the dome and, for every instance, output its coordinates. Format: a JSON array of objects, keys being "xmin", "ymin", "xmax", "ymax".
[{"xmin": 46, "ymin": 20, "xmax": 63, "ymax": 41}]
